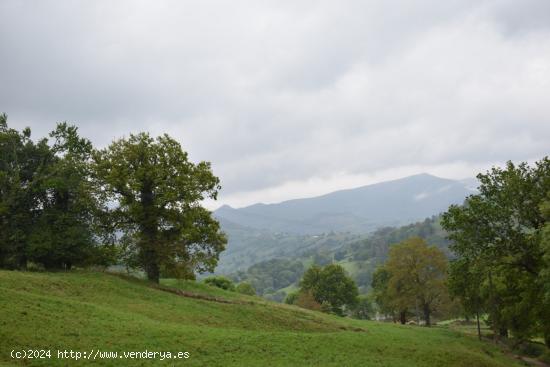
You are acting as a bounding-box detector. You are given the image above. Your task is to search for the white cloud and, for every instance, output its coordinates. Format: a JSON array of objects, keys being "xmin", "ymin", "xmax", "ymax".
[{"xmin": 1, "ymin": 0, "xmax": 549, "ymax": 208}]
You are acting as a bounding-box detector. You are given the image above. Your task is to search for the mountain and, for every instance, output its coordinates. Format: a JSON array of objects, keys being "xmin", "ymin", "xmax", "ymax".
[{"xmin": 215, "ymin": 173, "xmax": 475, "ymax": 234}]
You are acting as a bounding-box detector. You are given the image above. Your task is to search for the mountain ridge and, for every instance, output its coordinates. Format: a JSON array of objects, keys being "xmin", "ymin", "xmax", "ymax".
[{"xmin": 215, "ymin": 173, "xmax": 475, "ymax": 234}]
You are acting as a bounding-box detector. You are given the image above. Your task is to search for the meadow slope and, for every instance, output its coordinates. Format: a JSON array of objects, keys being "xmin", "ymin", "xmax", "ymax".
[{"xmin": 0, "ymin": 270, "xmax": 523, "ymax": 367}]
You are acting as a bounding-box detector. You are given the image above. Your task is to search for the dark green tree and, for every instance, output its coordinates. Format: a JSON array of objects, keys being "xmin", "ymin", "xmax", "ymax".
[
  {"xmin": 94, "ymin": 132, "xmax": 226, "ymax": 283},
  {"xmin": 27, "ymin": 123, "xmax": 110, "ymax": 269},
  {"xmin": 300, "ymin": 264, "xmax": 358, "ymax": 315},
  {"xmin": 0, "ymin": 115, "xmax": 54, "ymax": 269},
  {"xmin": 442, "ymin": 158, "xmax": 550, "ymax": 345}
]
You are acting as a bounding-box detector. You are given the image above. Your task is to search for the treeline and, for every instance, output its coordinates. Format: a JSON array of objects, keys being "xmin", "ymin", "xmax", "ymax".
[
  {"xmin": 0, "ymin": 115, "xmax": 226, "ymax": 282},
  {"xmin": 348, "ymin": 215, "xmax": 451, "ymax": 262},
  {"xmin": 441, "ymin": 159, "xmax": 550, "ymax": 346}
]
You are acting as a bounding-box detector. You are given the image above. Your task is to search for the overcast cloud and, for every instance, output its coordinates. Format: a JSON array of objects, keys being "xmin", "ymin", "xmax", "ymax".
[{"xmin": 1, "ymin": 0, "xmax": 549, "ymax": 208}]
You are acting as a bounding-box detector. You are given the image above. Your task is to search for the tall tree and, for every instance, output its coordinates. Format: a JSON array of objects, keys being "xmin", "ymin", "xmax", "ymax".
[
  {"xmin": 26, "ymin": 123, "xmax": 111, "ymax": 269},
  {"xmin": 537, "ymin": 194, "xmax": 550, "ymax": 347},
  {"xmin": 94, "ymin": 132, "xmax": 226, "ymax": 283},
  {"xmin": 442, "ymin": 158, "xmax": 550, "ymax": 345},
  {"xmin": 0, "ymin": 114, "xmax": 49, "ymax": 269}
]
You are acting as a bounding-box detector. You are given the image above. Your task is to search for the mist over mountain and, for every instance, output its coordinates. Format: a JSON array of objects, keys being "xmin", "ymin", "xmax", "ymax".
[{"xmin": 215, "ymin": 173, "xmax": 476, "ymax": 235}]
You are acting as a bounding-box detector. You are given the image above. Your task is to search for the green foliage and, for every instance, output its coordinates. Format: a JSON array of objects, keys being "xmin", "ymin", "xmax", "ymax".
[
  {"xmin": 0, "ymin": 114, "xmax": 40, "ymax": 269},
  {"xmin": 231, "ymin": 258, "xmax": 304, "ymax": 296},
  {"xmin": 227, "ymin": 216, "xmax": 450, "ymax": 302},
  {"xmin": 0, "ymin": 116, "xmax": 112, "ymax": 270},
  {"xmin": 0, "ymin": 116, "xmax": 226, "ymax": 280},
  {"xmin": 442, "ymin": 158, "xmax": 550, "ymax": 345},
  {"xmin": 26, "ymin": 123, "xmax": 104, "ymax": 269},
  {"xmin": 204, "ymin": 276, "xmax": 235, "ymax": 291},
  {"xmin": 351, "ymin": 296, "xmax": 374, "ymax": 320},
  {"xmin": 371, "ymin": 266, "xmax": 397, "ymax": 319},
  {"xmin": 235, "ymin": 282, "xmax": 256, "ymax": 295},
  {"xmin": 284, "ymin": 291, "xmax": 299, "ymax": 305},
  {"xmin": 217, "ymin": 227, "xmax": 363, "ymax": 275},
  {"xmin": 94, "ymin": 132, "xmax": 227, "ymax": 283},
  {"xmin": 299, "ymin": 264, "xmax": 358, "ymax": 315}
]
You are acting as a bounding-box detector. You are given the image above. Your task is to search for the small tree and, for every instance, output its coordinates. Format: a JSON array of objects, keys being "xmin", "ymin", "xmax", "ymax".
[
  {"xmin": 300, "ymin": 264, "xmax": 358, "ymax": 315},
  {"xmin": 94, "ymin": 133, "xmax": 226, "ymax": 283}
]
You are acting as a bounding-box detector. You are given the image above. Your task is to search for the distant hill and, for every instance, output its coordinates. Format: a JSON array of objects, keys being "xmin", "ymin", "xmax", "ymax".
[
  {"xmin": 229, "ymin": 215, "xmax": 450, "ymax": 301},
  {"xmin": 215, "ymin": 173, "xmax": 475, "ymax": 234},
  {"xmin": 214, "ymin": 215, "xmax": 366, "ymax": 274}
]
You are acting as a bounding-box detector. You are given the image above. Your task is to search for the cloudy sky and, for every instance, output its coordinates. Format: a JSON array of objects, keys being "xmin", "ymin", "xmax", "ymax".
[{"xmin": 1, "ymin": 1, "xmax": 549, "ymax": 208}]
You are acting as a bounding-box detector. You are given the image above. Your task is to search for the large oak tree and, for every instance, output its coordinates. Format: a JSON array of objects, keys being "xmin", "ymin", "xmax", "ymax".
[{"xmin": 94, "ymin": 132, "xmax": 226, "ymax": 283}]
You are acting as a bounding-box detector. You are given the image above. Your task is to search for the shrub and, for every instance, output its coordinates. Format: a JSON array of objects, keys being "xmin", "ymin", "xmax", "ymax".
[
  {"xmin": 284, "ymin": 291, "xmax": 299, "ymax": 305},
  {"xmin": 203, "ymin": 276, "xmax": 235, "ymax": 291},
  {"xmin": 235, "ymin": 282, "xmax": 256, "ymax": 296}
]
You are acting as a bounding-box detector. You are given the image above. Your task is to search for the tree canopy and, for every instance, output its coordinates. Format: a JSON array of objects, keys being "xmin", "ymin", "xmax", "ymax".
[
  {"xmin": 372, "ymin": 237, "xmax": 449, "ymax": 326},
  {"xmin": 442, "ymin": 158, "xmax": 550, "ymax": 346},
  {"xmin": 0, "ymin": 115, "xmax": 225, "ymax": 283},
  {"xmin": 94, "ymin": 132, "xmax": 227, "ymax": 283},
  {"xmin": 299, "ymin": 264, "xmax": 358, "ymax": 315}
]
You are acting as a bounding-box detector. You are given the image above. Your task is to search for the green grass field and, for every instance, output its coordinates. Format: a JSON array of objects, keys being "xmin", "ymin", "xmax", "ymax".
[{"xmin": 0, "ymin": 270, "xmax": 525, "ymax": 366}]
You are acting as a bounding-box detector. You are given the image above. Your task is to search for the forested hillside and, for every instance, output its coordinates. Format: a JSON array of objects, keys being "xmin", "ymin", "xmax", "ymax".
[{"xmin": 228, "ymin": 215, "xmax": 449, "ymax": 300}]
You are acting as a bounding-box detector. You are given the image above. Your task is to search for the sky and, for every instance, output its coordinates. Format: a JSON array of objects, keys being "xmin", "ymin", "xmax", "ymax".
[{"xmin": 1, "ymin": 0, "xmax": 549, "ymax": 209}]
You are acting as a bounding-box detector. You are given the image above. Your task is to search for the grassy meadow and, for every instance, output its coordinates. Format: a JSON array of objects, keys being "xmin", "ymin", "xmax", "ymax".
[{"xmin": 0, "ymin": 270, "xmax": 527, "ymax": 366}]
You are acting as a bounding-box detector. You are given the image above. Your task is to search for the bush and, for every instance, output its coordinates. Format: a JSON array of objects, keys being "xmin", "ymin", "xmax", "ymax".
[
  {"xmin": 203, "ymin": 276, "xmax": 235, "ymax": 291},
  {"xmin": 284, "ymin": 291, "xmax": 299, "ymax": 305},
  {"xmin": 235, "ymin": 282, "xmax": 256, "ymax": 296}
]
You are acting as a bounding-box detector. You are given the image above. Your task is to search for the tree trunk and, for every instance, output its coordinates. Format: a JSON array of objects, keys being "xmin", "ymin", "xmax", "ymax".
[
  {"xmin": 423, "ymin": 304, "xmax": 431, "ymax": 327},
  {"xmin": 140, "ymin": 183, "xmax": 160, "ymax": 284},
  {"xmin": 145, "ymin": 259, "xmax": 160, "ymax": 284},
  {"xmin": 399, "ymin": 310, "xmax": 407, "ymax": 324},
  {"xmin": 476, "ymin": 310, "xmax": 481, "ymax": 340}
]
